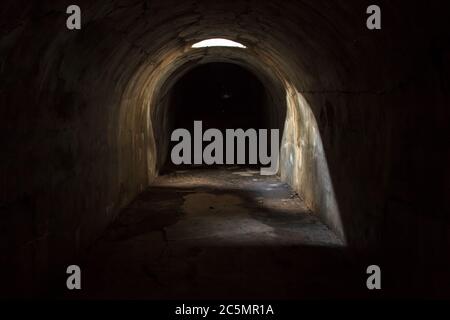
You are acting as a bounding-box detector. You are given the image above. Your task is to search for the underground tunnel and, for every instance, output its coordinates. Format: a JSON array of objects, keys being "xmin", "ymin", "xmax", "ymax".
[{"xmin": 0, "ymin": 0, "xmax": 449, "ymax": 301}]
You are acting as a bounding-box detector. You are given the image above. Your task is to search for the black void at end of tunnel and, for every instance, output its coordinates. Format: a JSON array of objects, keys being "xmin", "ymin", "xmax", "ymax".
[{"xmin": 160, "ymin": 62, "xmax": 286, "ymax": 172}]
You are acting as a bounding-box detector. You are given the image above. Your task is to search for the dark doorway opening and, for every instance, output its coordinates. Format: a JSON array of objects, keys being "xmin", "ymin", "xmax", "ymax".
[{"xmin": 163, "ymin": 62, "xmax": 271, "ymax": 171}]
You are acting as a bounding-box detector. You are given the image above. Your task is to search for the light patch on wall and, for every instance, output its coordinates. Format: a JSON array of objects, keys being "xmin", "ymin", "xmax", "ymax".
[
  {"xmin": 280, "ymin": 83, "xmax": 346, "ymax": 244},
  {"xmin": 192, "ymin": 38, "xmax": 247, "ymax": 48}
]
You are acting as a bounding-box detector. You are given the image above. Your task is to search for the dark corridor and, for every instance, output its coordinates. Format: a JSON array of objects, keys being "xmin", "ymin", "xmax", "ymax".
[
  {"xmin": 171, "ymin": 63, "xmax": 266, "ymax": 132},
  {"xmin": 164, "ymin": 62, "xmax": 277, "ymax": 170},
  {"xmin": 1, "ymin": 0, "xmax": 450, "ymax": 306}
]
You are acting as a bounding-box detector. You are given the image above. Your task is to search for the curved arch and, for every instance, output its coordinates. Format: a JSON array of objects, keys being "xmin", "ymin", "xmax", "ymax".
[
  {"xmin": 3, "ymin": 0, "xmax": 447, "ymax": 297},
  {"xmin": 116, "ymin": 36, "xmax": 344, "ymax": 240}
]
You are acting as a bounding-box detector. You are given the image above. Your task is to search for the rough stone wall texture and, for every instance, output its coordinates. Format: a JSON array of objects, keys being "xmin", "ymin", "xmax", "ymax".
[{"xmin": 0, "ymin": 0, "xmax": 449, "ymax": 296}]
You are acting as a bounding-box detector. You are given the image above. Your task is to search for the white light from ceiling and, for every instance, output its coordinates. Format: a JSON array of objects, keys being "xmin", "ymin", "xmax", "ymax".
[{"xmin": 192, "ymin": 38, "xmax": 247, "ymax": 48}]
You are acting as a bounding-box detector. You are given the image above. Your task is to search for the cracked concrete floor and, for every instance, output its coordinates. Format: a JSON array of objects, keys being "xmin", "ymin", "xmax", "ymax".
[{"xmin": 79, "ymin": 167, "xmax": 363, "ymax": 299}]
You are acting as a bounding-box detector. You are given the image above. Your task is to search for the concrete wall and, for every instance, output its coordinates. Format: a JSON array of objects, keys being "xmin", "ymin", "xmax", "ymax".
[
  {"xmin": 1, "ymin": 0, "xmax": 449, "ymax": 296},
  {"xmin": 281, "ymin": 84, "xmax": 344, "ymax": 240}
]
